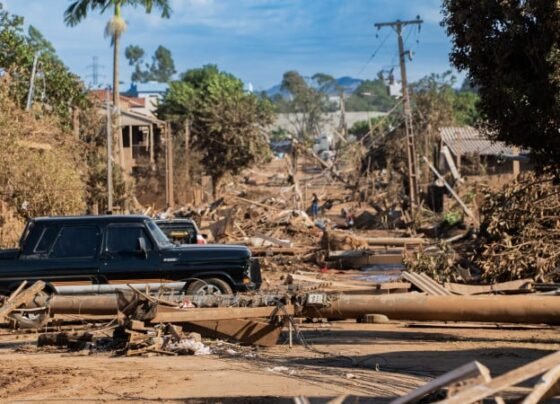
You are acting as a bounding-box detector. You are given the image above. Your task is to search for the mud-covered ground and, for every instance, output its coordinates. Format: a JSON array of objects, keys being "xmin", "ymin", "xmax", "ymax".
[{"xmin": 1, "ymin": 321, "xmax": 558, "ymax": 403}]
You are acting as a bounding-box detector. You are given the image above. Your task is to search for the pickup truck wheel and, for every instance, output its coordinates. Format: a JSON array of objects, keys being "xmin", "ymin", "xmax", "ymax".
[{"xmin": 186, "ymin": 278, "xmax": 233, "ymax": 296}]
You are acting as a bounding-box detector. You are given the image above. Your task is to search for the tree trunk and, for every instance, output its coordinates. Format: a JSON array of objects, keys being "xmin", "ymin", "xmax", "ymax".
[{"xmin": 112, "ymin": 3, "xmax": 125, "ymax": 171}]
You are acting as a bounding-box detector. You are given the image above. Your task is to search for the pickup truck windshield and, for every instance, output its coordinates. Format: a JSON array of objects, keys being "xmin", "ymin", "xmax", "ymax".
[{"xmin": 146, "ymin": 220, "xmax": 173, "ymax": 247}]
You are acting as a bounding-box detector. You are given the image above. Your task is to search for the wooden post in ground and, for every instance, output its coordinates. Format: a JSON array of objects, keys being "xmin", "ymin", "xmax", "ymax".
[
  {"xmin": 512, "ymin": 147, "xmax": 520, "ymax": 177},
  {"xmin": 165, "ymin": 123, "xmax": 175, "ymax": 208},
  {"xmin": 149, "ymin": 124, "xmax": 155, "ymax": 170},
  {"xmin": 184, "ymin": 120, "xmax": 191, "ymax": 187}
]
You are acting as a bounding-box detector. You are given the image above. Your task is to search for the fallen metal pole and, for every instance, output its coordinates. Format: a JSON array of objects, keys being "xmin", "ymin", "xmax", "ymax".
[
  {"xmin": 46, "ymin": 294, "xmax": 127, "ymax": 315},
  {"xmin": 305, "ymin": 293, "xmax": 560, "ymax": 325},
  {"xmin": 54, "ymin": 282, "xmax": 186, "ymax": 295},
  {"xmin": 37, "ymin": 292, "xmax": 560, "ymax": 326},
  {"xmin": 40, "ymin": 293, "xmax": 287, "ymax": 316}
]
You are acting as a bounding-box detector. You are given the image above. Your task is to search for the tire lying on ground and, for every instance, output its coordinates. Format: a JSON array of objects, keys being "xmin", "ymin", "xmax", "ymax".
[{"xmin": 186, "ymin": 278, "xmax": 233, "ymax": 296}]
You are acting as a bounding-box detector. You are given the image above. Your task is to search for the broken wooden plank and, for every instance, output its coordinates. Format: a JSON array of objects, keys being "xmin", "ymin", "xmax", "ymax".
[
  {"xmin": 443, "ymin": 279, "xmax": 534, "ymax": 295},
  {"xmin": 185, "ymin": 318, "xmax": 283, "ymax": 347},
  {"xmin": 7, "ymin": 281, "xmax": 28, "ymax": 302},
  {"xmin": 232, "ymin": 195, "xmax": 283, "ymax": 211},
  {"xmin": 252, "ymin": 232, "xmax": 293, "ymax": 248},
  {"xmin": 285, "ymin": 273, "xmax": 409, "ymax": 293},
  {"xmin": 392, "ymin": 361, "xmax": 491, "ymax": 404},
  {"xmin": 250, "ymin": 247, "xmax": 318, "ymax": 256},
  {"xmin": 364, "ymin": 237, "xmax": 425, "ymax": 246},
  {"xmin": 402, "ymin": 272, "xmax": 453, "ymax": 296},
  {"xmin": 0, "ymin": 281, "xmax": 45, "ymax": 323},
  {"xmin": 521, "ymin": 364, "xmax": 560, "ymax": 404},
  {"xmin": 422, "ymin": 156, "xmax": 478, "ymax": 225},
  {"xmin": 151, "ymin": 305, "xmax": 294, "ymax": 324},
  {"xmin": 437, "ymin": 350, "xmax": 560, "ymax": 404}
]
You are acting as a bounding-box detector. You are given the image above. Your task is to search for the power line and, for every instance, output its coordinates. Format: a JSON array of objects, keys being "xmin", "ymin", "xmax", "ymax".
[{"xmin": 356, "ymin": 31, "xmax": 392, "ymax": 77}]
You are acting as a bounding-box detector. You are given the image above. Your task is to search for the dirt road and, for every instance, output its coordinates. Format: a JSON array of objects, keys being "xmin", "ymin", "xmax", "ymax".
[{"xmin": 1, "ymin": 321, "xmax": 558, "ymax": 403}]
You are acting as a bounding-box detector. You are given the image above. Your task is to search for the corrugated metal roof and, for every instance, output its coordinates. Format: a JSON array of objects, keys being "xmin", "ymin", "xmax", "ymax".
[{"xmin": 439, "ymin": 126, "xmax": 519, "ymax": 157}]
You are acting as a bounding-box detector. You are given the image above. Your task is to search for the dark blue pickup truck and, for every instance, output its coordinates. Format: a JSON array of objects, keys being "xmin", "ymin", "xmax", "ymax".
[{"xmin": 0, "ymin": 215, "xmax": 260, "ymax": 296}]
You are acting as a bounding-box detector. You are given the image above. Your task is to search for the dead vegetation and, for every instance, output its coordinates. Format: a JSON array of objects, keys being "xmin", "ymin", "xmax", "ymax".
[{"xmin": 0, "ymin": 76, "xmax": 87, "ymax": 245}]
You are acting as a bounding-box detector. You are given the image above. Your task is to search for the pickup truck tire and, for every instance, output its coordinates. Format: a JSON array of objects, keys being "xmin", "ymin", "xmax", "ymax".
[{"xmin": 186, "ymin": 278, "xmax": 233, "ymax": 296}]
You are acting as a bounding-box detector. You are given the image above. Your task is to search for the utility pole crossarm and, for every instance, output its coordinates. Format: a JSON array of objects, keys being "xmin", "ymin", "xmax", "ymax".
[{"xmin": 374, "ymin": 18, "xmax": 423, "ymax": 29}]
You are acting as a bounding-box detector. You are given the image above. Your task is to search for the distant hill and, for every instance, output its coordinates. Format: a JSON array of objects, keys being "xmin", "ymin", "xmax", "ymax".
[{"xmin": 266, "ymin": 76, "xmax": 364, "ymax": 98}]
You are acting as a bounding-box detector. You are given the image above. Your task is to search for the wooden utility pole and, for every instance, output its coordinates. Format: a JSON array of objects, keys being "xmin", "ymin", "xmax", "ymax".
[
  {"xmin": 184, "ymin": 120, "xmax": 191, "ymax": 186},
  {"xmin": 339, "ymin": 91, "xmax": 347, "ymax": 139},
  {"xmin": 165, "ymin": 123, "xmax": 175, "ymax": 208},
  {"xmin": 375, "ymin": 18, "xmax": 422, "ymax": 214},
  {"xmin": 106, "ymin": 88, "xmax": 113, "ymax": 214}
]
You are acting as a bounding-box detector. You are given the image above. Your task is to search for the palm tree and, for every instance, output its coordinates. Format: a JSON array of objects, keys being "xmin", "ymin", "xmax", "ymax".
[{"xmin": 64, "ymin": 0, "xmax": 171, "ymax": 167}]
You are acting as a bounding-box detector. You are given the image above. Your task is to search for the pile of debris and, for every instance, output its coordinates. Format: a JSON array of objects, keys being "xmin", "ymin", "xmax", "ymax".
[
  {"xmin": 406, "ymin": 170, "xmax": 560, "ymax": 284},
  {"xmin": 472, "ymin": 169, "xmax": 560, "ymax": 283}
]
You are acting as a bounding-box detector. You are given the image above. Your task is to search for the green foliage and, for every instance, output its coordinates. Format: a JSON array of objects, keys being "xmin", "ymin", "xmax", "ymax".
[
  {"xmin": 412, "ymin": 71, "xmax": 480, "ymax": 127},
  {"xmin": 150, "ymin": 45, "xmax": 176, "ymax": 82},
  {"xmin": 124, "ymin": 44, "xmax": 144, "ymax": 65},
  {"xmin": 348, "ymin": 116, "xmax": 388, "ymax": 140},
  {"xmin": 269, "ymin": 128, "xmax": 291, "ymax": 142},
  {"xmin": 0, "ymin": 3, "xmax": 89, "ymax": 125},
  {"xmin": 345, "ymin": 78, "xmax": 397, "ymax": 112},
  {"xmin": 453, "ymin": 91, "xmax": 480, "ymax": 126},
  {"xmin": 443, "ymin": 0, "xmax": 560, "ymax": 166},
  {"xmin": 125, "ymin": 44, "xmax": 176, "ymax": 83},
  {"xmin": 159, "ymin": 65, "xmax": 274, "ymax": 196},
  {"xmin": 280, "ymin": 70, "xmax": 330, "ymax": 140},
  {"xmin": 442, "ymin": 210, "xmax": 462, "ymax": 226},
  {"xmin": 64, "ymin": 0, "xmax": 171, "ymax": 27}
]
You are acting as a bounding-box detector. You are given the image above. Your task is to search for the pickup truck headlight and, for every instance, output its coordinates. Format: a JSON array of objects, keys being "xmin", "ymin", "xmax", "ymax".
[{"xmin": 243, "ymin": 262, "xmax": 252, "ymax": 279}]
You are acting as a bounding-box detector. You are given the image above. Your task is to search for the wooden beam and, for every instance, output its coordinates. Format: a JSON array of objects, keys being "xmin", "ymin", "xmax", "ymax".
[
  {"xmin": 437, "ymin": 351, "xmax": 560, "ymax": 404},
  {"xmin": 364, "ymin": 237, "xmax": 425, "ymax": 246},
  {"xmin": 232, "ymin": 195, "xmax": 283, "ymax": 211},
  {"xmin": 422, "ymin": 156, "xmax": 477, "ymax": 224},
  {"xmin": 149, "ymin": 124, "xmax": 154, "ymax": 167},
  {"xmin": 0, "ymin": 281, "xmax": 45, "ymax": 322},
  {"xmin": 253, "ymin": 232, "xmax": 293, "ymax": 248},
  {"xmin": 392, "ymin": 361, "xmax": 491, "ymax": 404},
  {"xmin": 443, "ymin": 279, "xmax": 534, "ymax": 295},
  {"xmin": 151, "ymin": 305, "xmax": 295, "ymax": 324},
  {"xmin": 185, "ymin": 319, "xmax": 283, "ymax": 347},
  {"xmin": 522, "ymin": 364, "xmax": 560, "ymax": 404}
]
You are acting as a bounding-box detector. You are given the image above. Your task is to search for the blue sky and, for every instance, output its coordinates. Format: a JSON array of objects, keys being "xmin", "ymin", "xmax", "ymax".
[{"xmin": 2, "ymin": 0, "xmax": 460, "ymax": 91}]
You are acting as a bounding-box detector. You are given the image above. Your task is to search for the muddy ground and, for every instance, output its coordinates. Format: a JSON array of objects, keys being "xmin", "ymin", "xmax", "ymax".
[{"xmin": 1, "ymin": 321, "xmax": 558, "ymax": 403}]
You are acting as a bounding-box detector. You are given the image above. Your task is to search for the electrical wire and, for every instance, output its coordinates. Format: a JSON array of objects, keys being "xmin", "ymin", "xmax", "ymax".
[{"xmin": 356, "ymin": 31, "xmax": 392, "ymax": 77}]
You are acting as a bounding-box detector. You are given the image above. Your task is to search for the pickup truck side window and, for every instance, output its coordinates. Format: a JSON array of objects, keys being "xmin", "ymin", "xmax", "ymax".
[
  {"xmin": 33, "ymin": 226, "xmax": 59, "ymax": 254},
  {"xmin": 50, "ymin": 226, "xmax": 99, "ymax": 259},
  {"xmin": 106, "ymin": 226, "xmax": 153, "ymax": 256}
]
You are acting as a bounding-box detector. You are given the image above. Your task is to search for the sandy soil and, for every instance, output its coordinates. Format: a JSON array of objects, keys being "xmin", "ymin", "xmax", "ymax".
[{"xmin": 1, "ymin": 321, "xmax": 559, "ymax": 403}]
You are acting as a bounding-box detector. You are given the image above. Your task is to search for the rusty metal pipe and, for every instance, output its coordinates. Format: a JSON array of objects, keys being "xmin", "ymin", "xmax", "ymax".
[
  {"xmin": 305, "ymin": 293, "xmax": 560, "ymax": 325},
  {"xmin": 47, "ymin": 294, "xmax": 124, "ymax": 315}
]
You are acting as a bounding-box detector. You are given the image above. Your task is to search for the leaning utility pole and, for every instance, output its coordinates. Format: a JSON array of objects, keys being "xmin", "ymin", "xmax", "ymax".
[{"xmin": 375, "ymin": 17, "xmax": 422, "ymax": 214}]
